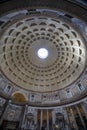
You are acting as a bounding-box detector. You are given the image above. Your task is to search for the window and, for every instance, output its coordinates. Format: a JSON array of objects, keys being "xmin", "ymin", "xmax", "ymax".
[{"xmin": 78, "ymin": 83, "xmax": 85, "ymax": 92}]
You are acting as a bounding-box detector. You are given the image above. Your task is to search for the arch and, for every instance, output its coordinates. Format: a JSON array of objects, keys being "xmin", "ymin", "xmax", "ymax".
[{"xmin": 12, "ymin": 91, "xmax": 27, "ymax": 103}]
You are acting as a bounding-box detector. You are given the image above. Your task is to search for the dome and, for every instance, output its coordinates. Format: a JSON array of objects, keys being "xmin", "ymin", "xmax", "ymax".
[
  {"xmin": 0, "ymin": 15, "xmax": 86, "ymax": 93},
  {"xmin": 0, "ymin": 0, "xmax": 86, "ymax": 107},
  {"xmin": 0, "ymin": 1, "xmax": 87, "ymax": 130}
]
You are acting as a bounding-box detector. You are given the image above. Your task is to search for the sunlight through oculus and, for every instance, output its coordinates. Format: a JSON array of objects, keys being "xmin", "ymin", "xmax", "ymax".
[{"xmin": 37, "ymin": 48, "xmax": 48, "ymax": 59}]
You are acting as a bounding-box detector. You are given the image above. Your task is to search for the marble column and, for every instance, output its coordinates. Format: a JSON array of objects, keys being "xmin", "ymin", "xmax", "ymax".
[
  {"xmin": 0, "ymin": 100, "xmax": 10, "ymax": 126},
  {"xmin": 52, "ymin": 110, "xmax": 55, "ymax": 130},
  {"xmin": 64, "ymin": 108, "xmax": 70, "ymax": 130},
  {"xmin": 52, "ymin": 110, "xmax": 55, "ymax": 125},
  {"xmin": 34, "ymin": 109, "xmax": 37, "ymax": 130},
  {"xmin": 21, "ymin": 104, "xmax": 28, "ymax": 129},
  {"xmin": 76, "ymin": 105, "xmax": 86, "ymax": 129},
  {"xmin": 81, "ymin": 103, "xmax": 87, "ymax": 119},
  {"xmin": 47, "ymin": 110, "xmax": 49, "ymax": 130},
  {"xmin": 70, "ymin": 107, "xmax": 78, "ymax": 130},
  {"xmin": 40, "ymin": 109, "xmax": 43, "ymax": 130}
]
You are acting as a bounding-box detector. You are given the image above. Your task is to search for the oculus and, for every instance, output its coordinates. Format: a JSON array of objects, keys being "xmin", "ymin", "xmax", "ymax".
[{"xmin": 37, "ymin": 48, "xmax": 48, "ymax": 59}]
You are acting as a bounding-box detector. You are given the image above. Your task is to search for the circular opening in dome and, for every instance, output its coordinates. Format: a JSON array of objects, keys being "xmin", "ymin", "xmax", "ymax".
[{"xmin": 37, "ymin": 48, "xmax": 48, "ymax": 59}]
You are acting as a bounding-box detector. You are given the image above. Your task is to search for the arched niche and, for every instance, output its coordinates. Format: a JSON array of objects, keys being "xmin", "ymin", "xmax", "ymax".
[
  {"xmin": 55, "ymin": 113, "xmax": 65, "ymax": 130},
  {"xmin": 25, "ymin": 113, "xmax": 35, "ymax": 129},
  {"xmin": 12, "ymin": 91, "xmax": 27, "ymax": 103}
]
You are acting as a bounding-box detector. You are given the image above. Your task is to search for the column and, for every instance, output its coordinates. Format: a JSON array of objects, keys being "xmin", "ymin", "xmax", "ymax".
[
  {"xmin": 52, "ymin": 110, "xmax": 55, "ymax": 125},
  {"xmin": 52, "ymin": 110, "xmax": 55, "ymax": 130},
  {"xmin": 70, "ymin": 107, "xmax": 78, "ymax": 130},
  {"xmin": 64, "ymin": 108, "xmax": 70, "ymax": 130},
  {"xmin": 35, "ymin": 110, "xmax": 37, "ymax": 124},
  {"xmin": 76, "ymin": 105, "xmax": 86, "ymax": 129},
  {"xmin": 81, "ymin": 103, "xmax": 87, "ymax": 119},
  {"xmin": 40, "ymin": 109, "xmax": 43, "ymax": 130},
  {"xmin": 0, "ymin": 100, "xmax": 10, "ymax": 126},
  {"xmin": 21, "ymin": 104, "xmax": 28, "ymax": 129},
  {"xmin": 34, "ymin": 109, "xmax": 37, "ymax": 130},
  {"xmin": 47, "ymin": 110, "xmax": 49, "ymax": 130}
]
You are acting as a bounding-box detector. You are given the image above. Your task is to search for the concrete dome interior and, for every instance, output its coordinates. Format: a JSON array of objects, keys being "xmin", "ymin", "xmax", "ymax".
[{"xmin": 0, "ymin": 0, "xmax": 87, "ymax": 130}]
